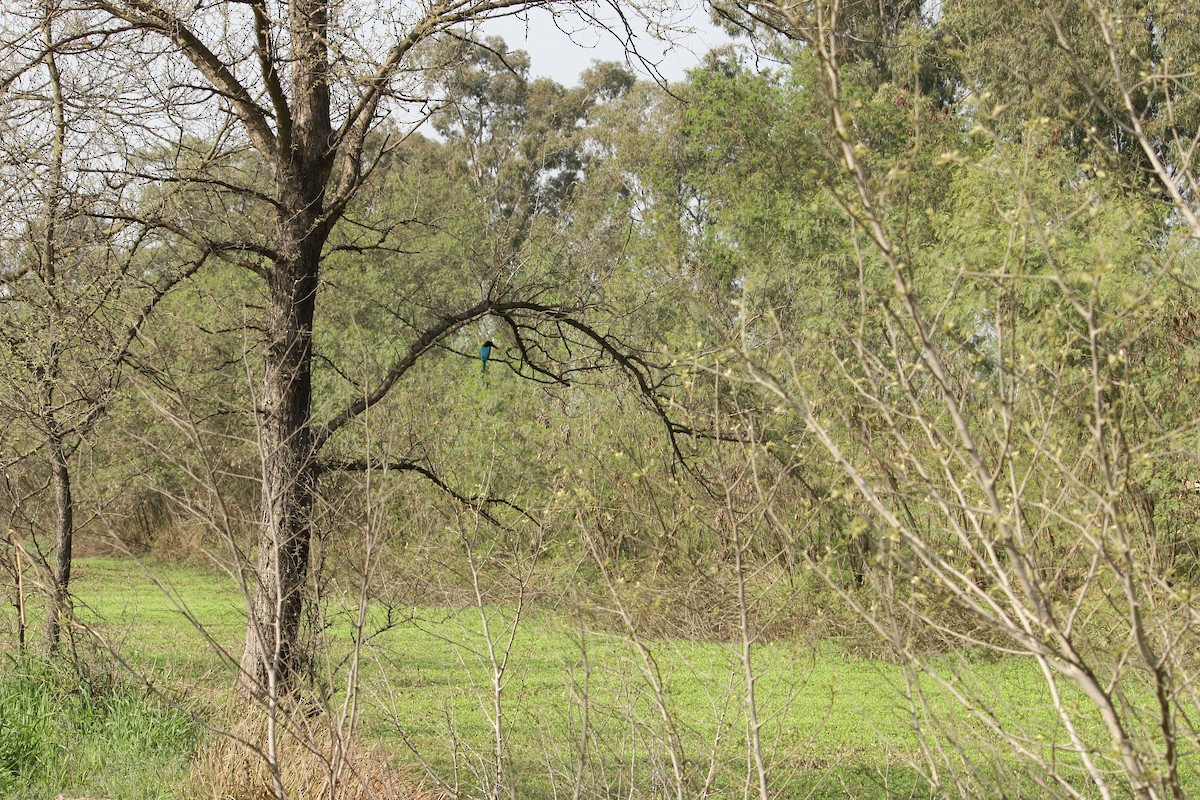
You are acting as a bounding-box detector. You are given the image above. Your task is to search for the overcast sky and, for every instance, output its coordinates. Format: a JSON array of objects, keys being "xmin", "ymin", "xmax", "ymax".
[{"xmin": 479, "ymin": 1, "xmax": 732, "ymax": 86}]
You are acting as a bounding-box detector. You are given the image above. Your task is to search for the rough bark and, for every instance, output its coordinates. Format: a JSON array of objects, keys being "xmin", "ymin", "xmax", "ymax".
[
  {"xmin": 237, "ymin": 0, "xmax": 332, "ymax": 694},
  {"xmin": 237, "ymin": 244, "xmax": 320, "ymax": 696}
]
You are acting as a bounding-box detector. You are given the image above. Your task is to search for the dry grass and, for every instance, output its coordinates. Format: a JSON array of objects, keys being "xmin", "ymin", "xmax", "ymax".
[{"xmin": 187, "ymin": 706, "xmax": 443, "ymax": 800}]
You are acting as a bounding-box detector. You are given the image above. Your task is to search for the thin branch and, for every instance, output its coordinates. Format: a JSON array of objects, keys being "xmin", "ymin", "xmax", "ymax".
[{"xmin": 317, "ymin": 455, "xmax": 538, "ymax": 529}]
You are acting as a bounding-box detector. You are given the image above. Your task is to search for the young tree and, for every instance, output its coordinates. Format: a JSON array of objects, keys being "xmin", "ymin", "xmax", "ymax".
[
  {"xmin": 684, "ymin": 1, "xmax": 1200, "ymax": 797},
  {"xmin": 0, "ymin": 1, "xmax": 199, "ymax": 652}
]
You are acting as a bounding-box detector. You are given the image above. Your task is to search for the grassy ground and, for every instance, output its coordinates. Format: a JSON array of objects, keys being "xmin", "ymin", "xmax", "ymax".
[
  {"xmin": 0, "ymin": 557, "xmax": 1157, "ymax": 798},
  {"xmin": 0, "ymin": 656, "xmax": 198, "ymax": 799}
]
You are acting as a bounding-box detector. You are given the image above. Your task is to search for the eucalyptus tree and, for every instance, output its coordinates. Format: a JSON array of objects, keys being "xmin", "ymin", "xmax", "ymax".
[
  {"xmin": 431, "ymin": 40, "xmax": 634, "ymax": 264},
  {"xmin": 934, "ymin": 0, "xmax": 1200, "ymax": 191}
]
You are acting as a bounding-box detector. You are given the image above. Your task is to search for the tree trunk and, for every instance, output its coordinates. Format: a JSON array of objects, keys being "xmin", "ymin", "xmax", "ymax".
[
  {"xmin": 41, "ymin": 5, "xmax": 72, "ymax": 656},
  {"xmin": 43, "ymin": 438, "xmax": 73, "ymax": 653},
  {"xmin": 238, "ymin": 239, "xmax": 321, "ymax": 698},
  {"xmin": 237, "ymin": 0, "xmax": 333, "ymax": 699}
]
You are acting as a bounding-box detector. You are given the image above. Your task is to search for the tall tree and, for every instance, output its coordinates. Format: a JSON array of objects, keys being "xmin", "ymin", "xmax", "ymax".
[{"xmin": 20, "ymin": 0, "xmax": 658, "ymax": 697}]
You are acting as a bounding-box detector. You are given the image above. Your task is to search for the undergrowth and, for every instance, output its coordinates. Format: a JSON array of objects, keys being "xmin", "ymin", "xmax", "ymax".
[{"xmin": 0, "ymin": 653, "xmax": 198, "ymax": 800}]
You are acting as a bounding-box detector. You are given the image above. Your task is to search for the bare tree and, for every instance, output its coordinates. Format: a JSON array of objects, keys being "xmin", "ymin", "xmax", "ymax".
[
  {"xmin": 0, "ymin": 0, "xmax": 201, "ymax": 652},
  {"xmin": 2, "ymin": 0, "xmax": 704, "ymax": 701}
]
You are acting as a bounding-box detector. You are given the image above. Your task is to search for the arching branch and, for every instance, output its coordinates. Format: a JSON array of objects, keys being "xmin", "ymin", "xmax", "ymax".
[
  {"xmin": 313, "ymin": 296, "xmax": 702, "ymax": 468},
  {"xmin": 313, "ymin": 299, "xmax": 495, "ymax": 450},
  {"xmin": 317, "ymin": 455, "xmax": 539, "ymax": 530}
]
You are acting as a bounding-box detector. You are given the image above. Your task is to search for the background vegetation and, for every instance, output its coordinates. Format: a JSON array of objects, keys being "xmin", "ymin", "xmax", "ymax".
[{"xmin": 1, "ymin": 0, "xmax": 1199, "ymax": 798}]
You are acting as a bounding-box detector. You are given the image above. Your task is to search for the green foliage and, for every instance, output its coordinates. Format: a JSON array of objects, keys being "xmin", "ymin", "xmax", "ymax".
[
  {"xmin": 942, "ymin": 0, "xmax": 1200, "ymax": 181},
  {"xmin": 0, "ymin": 656, "xmax": 198, "ymax": 800},
  {"xmin": 6, "ymin": 8, "xmax": 1200, "ymax": 796}
]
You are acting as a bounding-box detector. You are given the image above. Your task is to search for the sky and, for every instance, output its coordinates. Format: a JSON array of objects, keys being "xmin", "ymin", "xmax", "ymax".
[{"xmin": 479, "ymin": 1, "xmax": 733, "ymax": 86}]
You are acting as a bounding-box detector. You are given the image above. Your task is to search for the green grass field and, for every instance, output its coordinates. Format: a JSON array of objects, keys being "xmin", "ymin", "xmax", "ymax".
[{"xmin": 0, "ymin": 557, "xmax": 1161, "ymax": 798}]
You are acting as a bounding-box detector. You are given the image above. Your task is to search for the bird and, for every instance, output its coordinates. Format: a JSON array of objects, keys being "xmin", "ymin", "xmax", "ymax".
[{"xmin": 480, "ymin": 340, "xmax": 495, "ymax": 373}]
